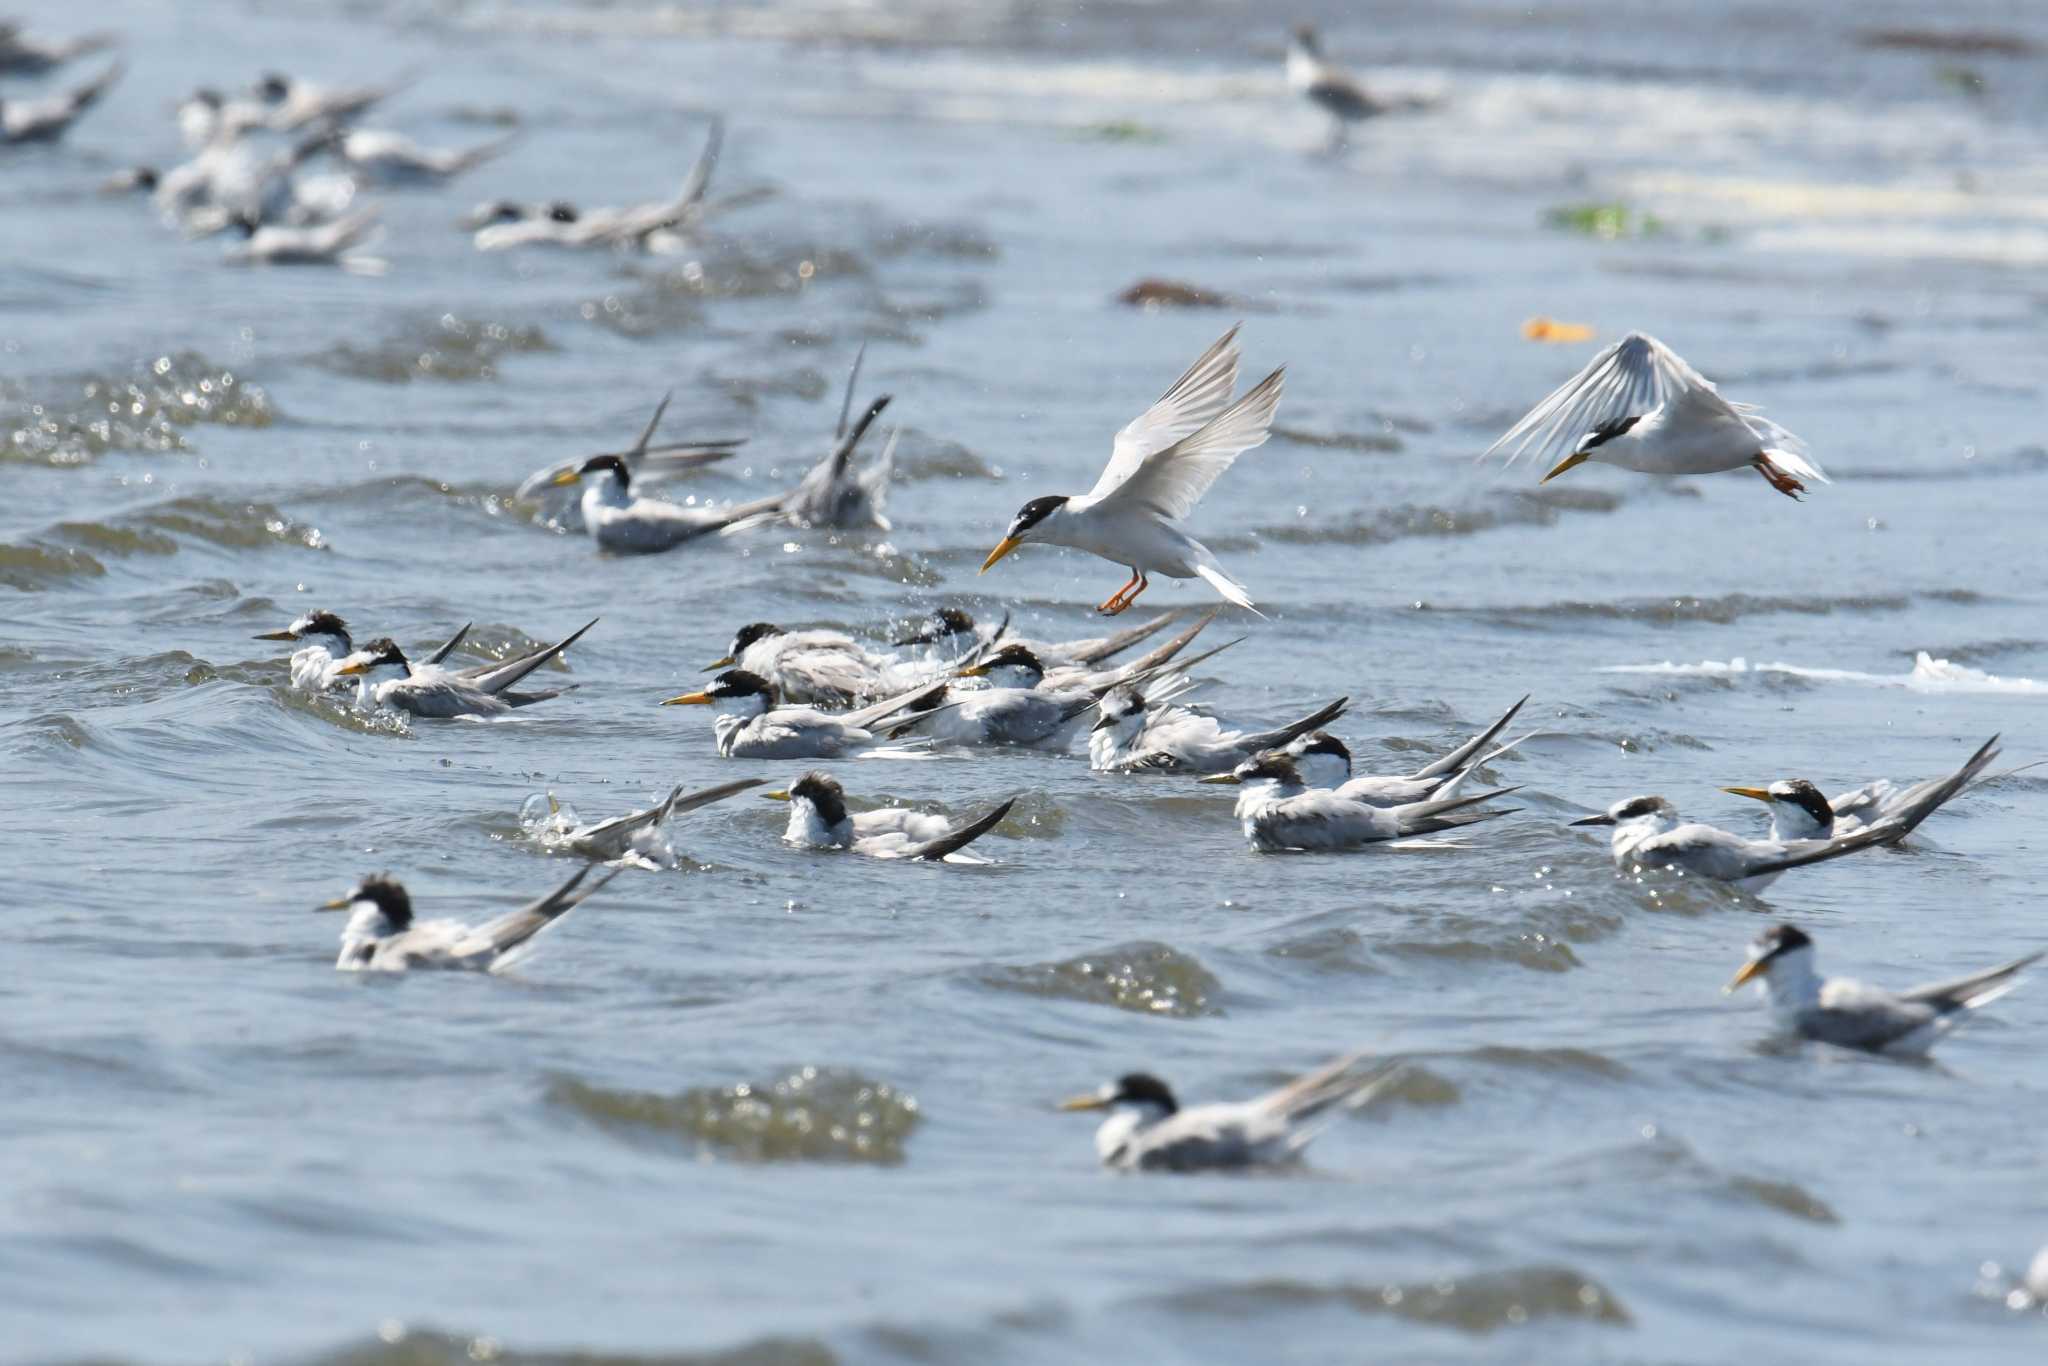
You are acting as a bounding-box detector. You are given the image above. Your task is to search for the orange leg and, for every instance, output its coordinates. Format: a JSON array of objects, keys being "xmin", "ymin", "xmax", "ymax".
[
  {"xmin": 1752, "ymin": 455, "xmax": 1806, "ymax": 500},
  {"xmin": 1096, "ymin": 567, "xmax": 1143, "ymax": 616}
]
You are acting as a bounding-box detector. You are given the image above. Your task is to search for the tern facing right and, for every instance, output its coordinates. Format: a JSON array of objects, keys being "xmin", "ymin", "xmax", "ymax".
[
  {"xmin": 1059, "ymin": 1052, "xmax": 1388, "ymax": 1172},
  {"xmin": 1201, "ymin": 753, "xmax": 1518, "ymax": 853},
  {"xmin": 764, "ymin": 771, "xmax": 1015, "ymax": 863},
  {"xmin": 317, "ymin": 865, "xmax": 615, "ymax": 972},
  {"xmin": 1725, "ymin": 924, "xmax": 2041, "ymax": 1056},
  {"xmin": 1573, "ymin": 735, "xmax": 1999, "ymax": 892},
  {"xmin": 979, "ymin": 324, "xmax": 1283, "ymax": 616},
  {"xmin": 1486, "ymin": 332, "xmax": 1826, "ymax": 499}
]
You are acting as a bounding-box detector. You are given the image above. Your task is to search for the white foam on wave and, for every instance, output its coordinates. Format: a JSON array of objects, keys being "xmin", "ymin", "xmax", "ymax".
[{"xmin": 1598, "ymin": 652, "xmax": 2048, "ymax": 696}]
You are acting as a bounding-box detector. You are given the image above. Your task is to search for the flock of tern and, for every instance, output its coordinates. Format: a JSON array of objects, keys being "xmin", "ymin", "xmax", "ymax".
[{"xmin": 17, "ymin": 18, "xmax": 2036, "ymax": 1186}]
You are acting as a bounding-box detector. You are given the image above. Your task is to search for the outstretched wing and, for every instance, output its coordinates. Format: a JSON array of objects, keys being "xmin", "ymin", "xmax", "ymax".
[
  {"xmin": 1093, "ymin": 368, "xmax": 1284, "ymax": 522},
  {"xmin": 1077, "ymin": 325, "xmax": 1242, "ymax": 507},
  {"xmin": 1484, "ymin": 332, "xmax": 1733, "ymax": 472}
]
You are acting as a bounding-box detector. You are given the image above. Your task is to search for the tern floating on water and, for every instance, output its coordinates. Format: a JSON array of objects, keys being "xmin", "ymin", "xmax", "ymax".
[
  {"xmin": 0, "ymin": 59, "xmax": 120, "ymax": 143},
  {"xmin": 0, "ymin": 22, "xmax": 116, "ymax": 76},
  {"xmin": 1721, "ymin": 736, "xmax": 2030, "ymax": 842},
  {"xmin": 317, "ymin": 865, "xmax": 614, "ymax": 972},
  {"xmin": 1059, "ymin": 1052, "xmax": 1390, "ymax": 1172},
  {"xmin": 763, "ymin": 771, "xmax": 1015, "ymax": 862},
  {"xmin": 338, "ymin": 618, "xmax": 598, "ymax": 718},
  {"xmin": 256, "ymin": 611, "xmax": 470, "ymax": 698},
  {"xmin": 1571, "ymin": 736, "xmax": 1997, "ymax": 891},
  {"xmin": 1090, "ymin": 680, "xmax": 1347, "ymax": 775},
  {"xmin": 1486, "ymin": 332, "xmax": 1826, "ymax": 499},
  {"xmin": 662, "ymin": 671, "xmax": 943, "ymax": 760},
  {"xmin": 1726, "ymin": 923, "xmax": 2041, "ymax": 1055},
  {"xmin": 1202, "ymin": 752, "xmax": 1518, "ymax": 853},
  {"xmin": 980, "ymin": 324, "xmax": 1282, "ymax": 616},
  {"xmin": 1285, "ymin": 694, "xmax": 1533, "ymax": 807}
]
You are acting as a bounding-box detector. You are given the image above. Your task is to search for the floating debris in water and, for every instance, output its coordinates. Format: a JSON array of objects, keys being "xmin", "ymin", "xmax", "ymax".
[
  {"xmin": 546, "ymin": 1067, "xmax": 920, "ymax": 1164},
  {"xmin": 1117, "ymin": 278, "xmax": 1235, "ymax": 310},
  {"xmin": 1075, "ymin": 119, "xmax": 1167, "ymax": 143},
  {"xmin": 1543, "ymin": 202, "xmax": 1667, "ymax": 241},
  {"xmin": 1521, "ymin": 316, "xmax": 1596, "ymax": 343}
]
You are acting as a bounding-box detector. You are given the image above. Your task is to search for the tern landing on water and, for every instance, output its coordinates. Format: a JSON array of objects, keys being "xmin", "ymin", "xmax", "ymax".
[
  {"xmin": 763, "ymin": 772, "xmax": 1015, "ymax": 863},
  {"xmin": 1486, "ymin": 332, "xmax": 1826, "ymax": 499},
  {"xmin": 1201, "ymin": 752, "xmax": 1519, "ymax": 853},
  {"xmin": 318, "ymin": 865, "xmax": 615, "ymax": 972},
  {"xmin": 339, "ymin": 618, "xmax": 598, "ymax": 718},
  {"xmin": 1059, "ymin": 1052, "xmax": 1392, "ymax": 1172},
  {"xmin": 1571, "ymin": 735, "xmax": 1999, "ymax": 891},
  {"xmin": 980, "ymin": 324, "xmax": 1282, "ymax": 617},
  {"xmin": 662, "ymin": 671, "xmax": 943, "ymax": 760},
  {"xmin": 1726, "ymin": 924, "xmax": 2042, "ymax": 1056}
]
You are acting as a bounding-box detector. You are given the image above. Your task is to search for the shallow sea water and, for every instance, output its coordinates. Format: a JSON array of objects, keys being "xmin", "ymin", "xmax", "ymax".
[{"xmin": 6, "ymin": 1, "xmax": 2048, "ymax": 1361}]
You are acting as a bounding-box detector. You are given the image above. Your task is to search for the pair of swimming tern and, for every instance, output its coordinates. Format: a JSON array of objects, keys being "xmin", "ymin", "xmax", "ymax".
[
  {"xmin": 977, "ymin": 324, "xmax": 1825, "ymax": 622},
  {"xmin": 528, "ymin": 772, "xmax": 1015, "ymax": 869},
  {"xmin": 1571, "ymin": 735, "xmax": 2004, "ymax": 892},
  {"xmin": 320, "ymin": 770, "xmax": 1017, "ymax": 968},
  {"xmin": 257, "ymin": 610, "xmax": 595, "ymax": 718},
  {"xmin": 1063, "ymin": 921, "xmax": 2043, "ymax": 1174}
]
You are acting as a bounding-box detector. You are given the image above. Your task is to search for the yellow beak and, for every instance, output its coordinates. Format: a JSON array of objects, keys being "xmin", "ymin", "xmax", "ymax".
[
  {"xmin": 550, "ymin": 468, "xmax": 582, "ymax": 487},
  {"xmin": 1721, "ymin": 786, "xmax": 1772, "ymax": 802},
  {"xmin": 315, "ymin": 897, "xmax": 351, "ymax": 912},
  {"xmin": 954, "ymin": 663, "xmax": 992, "ymax": 679},
  {"xmin": 1539, "ymin": 450, "xmax": 1590, "ymax": 484},
  {"xmin": 1196, "ymin": 773, "xmax": 1242, "ymax": 785},
  {"xmin": 661, "ymin": 691, "xmax": 714, "ymax": 707},
  {"xmin": 979, "ymin": 536, "xmax": 1022, "ymax": 574},
  {"xmin": 1058, "ymin": 1093, "xmax": 1111, "ymax": 1112},
  {"xmin": 546, "ymin": 793, "xmax": 560, "ymax": 816},
  {"xmin": 334, "ymin": 660, "xmax": 370, "ymax": 677},
  {"xmin": 1724, "ymin": 959, "xmax": 1767, "ymax": 993},
  {"xmin": 703, "ymin": 656, "xmax": 735, "ymax": 671},
  {"xmin": 254, "ymin": 629, "xmax": 299, "ymax": 641},
  {"xmin": 760, "ymin": 791, "xmax": 791, "ymax": 802}
]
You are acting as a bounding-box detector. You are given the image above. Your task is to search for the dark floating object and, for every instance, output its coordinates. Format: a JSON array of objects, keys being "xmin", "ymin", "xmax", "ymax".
[{"xmin": 1116, "ymin": 278, "xmax": 1235, "ymax": 310}]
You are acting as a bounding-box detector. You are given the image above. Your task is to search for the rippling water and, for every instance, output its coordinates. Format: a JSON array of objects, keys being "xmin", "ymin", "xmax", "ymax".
[{"xmin": 7, "ymin": 0, "xmax": 2048, "ymax": 1361}]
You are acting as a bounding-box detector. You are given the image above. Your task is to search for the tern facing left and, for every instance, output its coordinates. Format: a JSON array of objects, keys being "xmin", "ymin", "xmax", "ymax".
[
  {"xmin": 980, "ymin": 324, "xmax": 1283, "ymax": 616},
  {"xmin": 1058, "ymin": 1052, "xmax": 1389, "ymax": 1172},
  {"xmin": 1486, "ymin": 332, "xmax": 1826, "ymax": 499},
  {"xmin": 1201, "ymin": 752, "xmax": 1519, "ymax": 853},
  {"xmin": 317, "ymin": 865, "xmax": 615, "ymax": 972},
  {"xmin": 1725, "ymin": 924, "xmax": 2041, "ymax": 1056}
]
